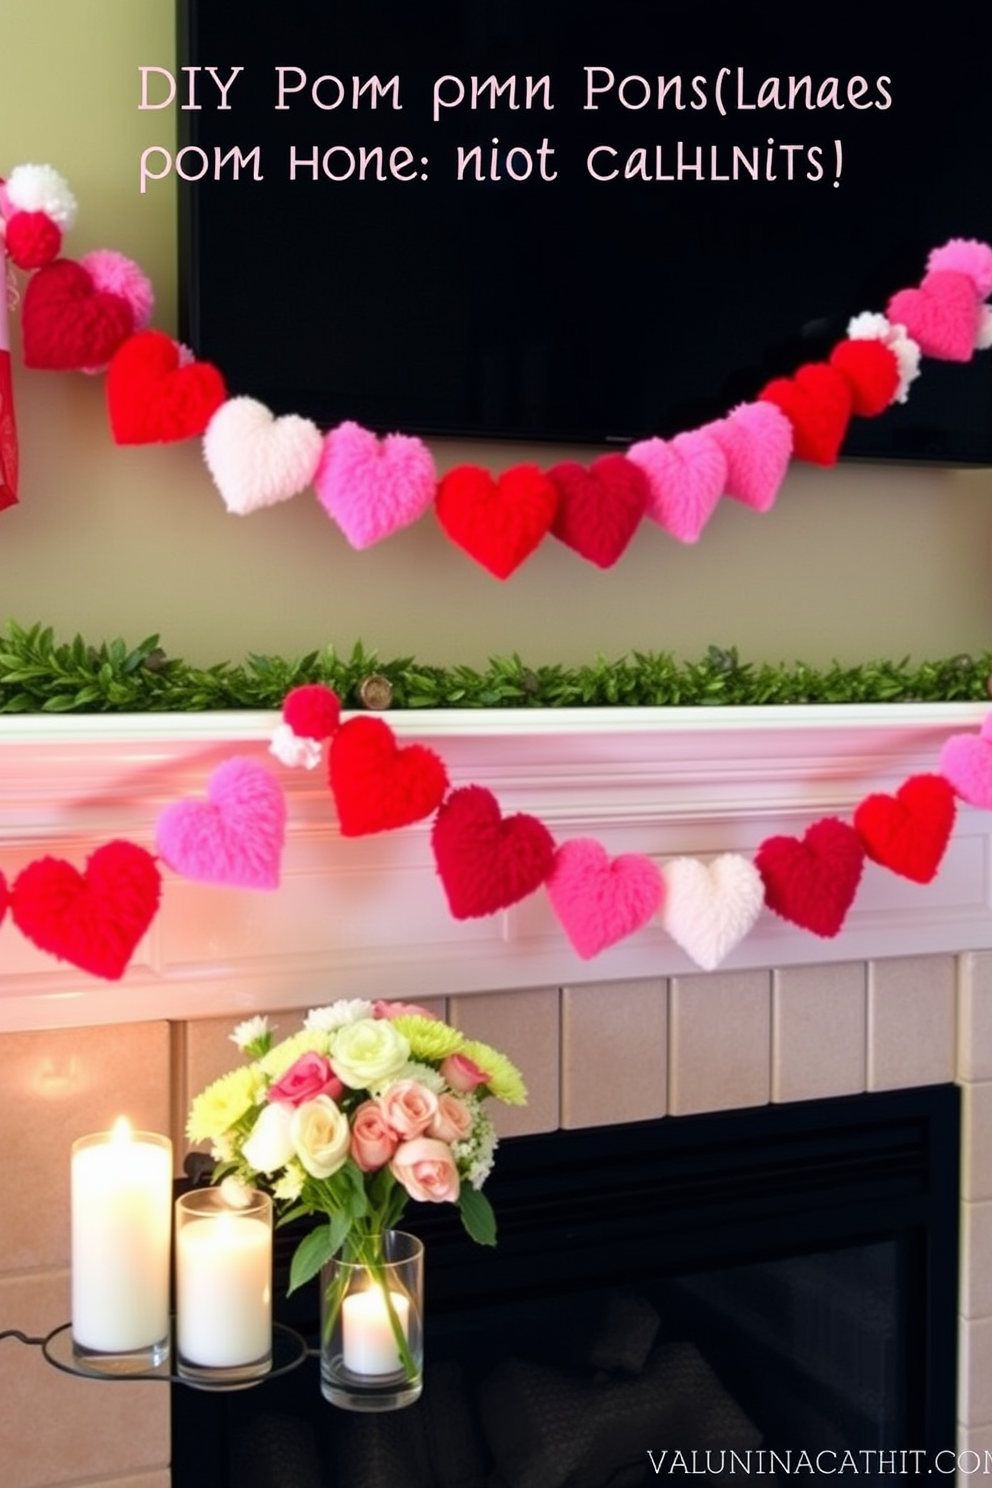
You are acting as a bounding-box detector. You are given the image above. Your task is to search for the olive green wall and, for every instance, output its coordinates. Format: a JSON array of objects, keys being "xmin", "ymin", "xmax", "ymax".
[{"xmin": 1, "ymin": 0, "xmax": 989, "ymax": 670}]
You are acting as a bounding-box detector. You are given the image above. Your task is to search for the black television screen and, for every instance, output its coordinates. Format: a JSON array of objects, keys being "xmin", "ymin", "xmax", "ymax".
[{"xmin": 176, "ymin": 0, "xmax": 992, "ymax": 463}]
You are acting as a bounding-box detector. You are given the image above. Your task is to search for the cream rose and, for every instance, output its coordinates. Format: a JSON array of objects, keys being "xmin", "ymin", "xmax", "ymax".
[
  {"xmin": 290, "ymin": 1095, "xmax": 351, "ymax": 1178},
  {"xmin": 330, "ymin": 1017, "xmax": 410, "ymax": 1088},
  {"xmin": 390, "ymin": 1137, "xmax": 460, "ymax": 1204},
  {"xmin": 241, "ymin": 1100, "xmax": 295, "ymax": 1174}
]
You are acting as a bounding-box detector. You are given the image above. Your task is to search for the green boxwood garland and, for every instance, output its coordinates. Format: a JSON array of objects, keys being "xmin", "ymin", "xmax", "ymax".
[{"xmin": 0, "ymin": 621, "xmax": 988, "ymax": 715}]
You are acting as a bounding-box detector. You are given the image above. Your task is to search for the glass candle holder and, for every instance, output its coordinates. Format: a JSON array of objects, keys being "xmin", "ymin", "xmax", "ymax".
[
  {"xmin": 175, "ymin": 1186, "xmax": 273, "ymax": 1386},
  {"xmin": 321, "ymin": 1230, "xmax": 425, "ymax": 1411},
  {"xmin": 70, "ymin": 1126, "xmax": 172, "ymax": 1372}
]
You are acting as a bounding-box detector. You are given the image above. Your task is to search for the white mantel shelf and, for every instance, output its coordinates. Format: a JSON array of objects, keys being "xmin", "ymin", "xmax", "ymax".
[{"xmin": 1, "ymin": 703, "xmax": 990, "ymax": 1032}]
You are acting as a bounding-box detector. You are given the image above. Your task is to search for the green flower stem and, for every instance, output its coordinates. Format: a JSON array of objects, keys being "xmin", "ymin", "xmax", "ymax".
[{"xmin": 325, "ymin": 1231, "xmax": 418, "ymax": 1383}]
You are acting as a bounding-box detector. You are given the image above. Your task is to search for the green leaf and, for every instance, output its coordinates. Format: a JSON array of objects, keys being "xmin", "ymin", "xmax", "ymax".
[
  {"xmin": 458, "ymin": 1185, "xmax": 497, "ymax": 1247},
  {"xmin": 287, "ymin": 1214, "xmax": 351, "ymax": 1294}
]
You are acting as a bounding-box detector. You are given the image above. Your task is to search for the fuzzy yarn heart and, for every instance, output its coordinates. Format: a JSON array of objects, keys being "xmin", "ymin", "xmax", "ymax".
[
  {"xmin": 546, "ymin": 839, "xmax": 662, "ymax": 959},
  {"xmin": 707, "ymin": 402, "xmax": 793, "ymax": 512},
  {"xmin": 21, "ymin": 258, "xmax": 134, "ymax": 371},
  {"xmin": 828, "ymin": 338, "xmax": 900, "ymax": 416},
  {"xmin": 315, "ymin": 420, "xmax": 437, "ymax": 548},
  {"xmin": 758, "ymin": 362, "xmax": 853, "ymax": 466},
  {"xmin": 155, "ymin": 757, "xmax": 287, "ymax": 889},
  {"xmin": 4, "ymin": 210, "xmax": 62, "ymax": 270},
  {"xmin": 0, "ymin": 868, "xmax": 9, "ymax": 927},
  {"xmin": 660, "ymin": 854, "xmax": 765, "ymax": 971},
  {"xmin": 11, "ymin": 840, "xmax": 161, "ymax": 981},
  {"xmin": 435, "ymin": 463, "xmax": 559, "ymax": 578},
  {"xmin": 106, "ymin": 329, "xmax": 227, "ymax": 445},
  {"xmin": 330, "ymin": 716, "xmax": 448, "ymax": 837},
  {"xmin": 432, "ymin": 784, "xmax": 556, "ymax": 919},
  {"xmin": 854, "ymin": 773, "xmax": 956, "ymax": 884},
  {"xmin": 887, "ymin": 269, "xmax": 981, "ymax": 362},
  {"xmin": 756, "ymin": 817, "xmax": 865, "ymax": 939},
  {"xmin": 927, "ymin": 239, "xmax": 992, "ymax": 298},
  {"xmin": 80, "ymin": 250, "xmax": 155, "ymax": 334},
  {"xmin": 204, "ymin": 397, "xmax": 324, "ymax": 514},
  {"xmin": 939, "ymin": 718, "xmax": 992, "ymax": 808},
  {"xmin": 547, "ymin": 455, "xmax": 649, "ymax": 568},
  {"xmin": 626, "ymin": 429, "xmax": 728, "ymax": 543}
]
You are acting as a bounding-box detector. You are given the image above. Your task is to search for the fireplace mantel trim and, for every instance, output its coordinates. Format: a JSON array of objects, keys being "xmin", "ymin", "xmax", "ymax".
[{"xmin": 1, "ymin": 703, "xmax": 990, "ymax": 1033}]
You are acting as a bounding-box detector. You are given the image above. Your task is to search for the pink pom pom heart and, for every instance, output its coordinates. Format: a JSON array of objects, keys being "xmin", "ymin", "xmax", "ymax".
[
  {"xmin": 627, "ymin": 428, "xmax": 728, "ymax": 543},
  {"xmin": 660, "ymin": 854, "xmax": 765, "ymax": 971},
  {"xmin": 707, "ymin": 402, "xmax": 793, "ymax": 513},
  {"xmin": 939, "ymin": 713, "xmax": 992, "ymax": 809},
  {"xmin": 315, "ymin": 420, "xmax": 437, "ymax": 548},
  {"xmin": 80, "ymin": 250, "xmax": 155, "ymax": 332},
  {"xmin": 204, "ymin": 397, "xmax": 324, "ymax": 514},
  {"xmin": 887, "ymin": 269, "xmax": 982, "ymax": 362},
  {"xmin": 155, "ymin": 757, "xmax": 287, "ymax": 890},
  {"xmin": 926, "ymin": 239, "xmax": 992, "ymax": 299},
  {"xmin": 546, "ymin": 839, "xmax": 663, "ymax": 959}
]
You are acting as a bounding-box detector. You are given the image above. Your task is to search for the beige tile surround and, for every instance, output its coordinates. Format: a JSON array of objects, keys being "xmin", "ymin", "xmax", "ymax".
[{"xmin": 1, "ymin": 952, "xmax": 989, "ymax": 1486}]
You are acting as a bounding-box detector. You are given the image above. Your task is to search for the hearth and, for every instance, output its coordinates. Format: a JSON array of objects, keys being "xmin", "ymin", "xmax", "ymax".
[{"xmin": 172, "ymin": 1084, "xmax": 959, "ymax": 1487}]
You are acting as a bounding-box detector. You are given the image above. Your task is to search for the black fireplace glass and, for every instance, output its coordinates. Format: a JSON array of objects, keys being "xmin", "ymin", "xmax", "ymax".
[{"xmin": 172, "ymin": 1084, "xmax": 959, "ymax": 1487}]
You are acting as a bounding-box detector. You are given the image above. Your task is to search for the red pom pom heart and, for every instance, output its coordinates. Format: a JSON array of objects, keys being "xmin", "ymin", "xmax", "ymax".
[
  {"xmin": 828, "ymin": 339, "xmax": 900, "ymax": 417},
  {"xmin": 432, "ymin": 784, "xmax": 556, "ymax": 919},
  {"xmin": 755, "ymin": 817, "xmax": 865, "ymax": 939},
  {"xmin": 758, "ymin": 362, "xmax": 853, "ymax": 466},
  {"xmin": 21, "ymin": 258, "xmax": 134, "ymax": 371},
  {"xmin": 11, "ymin": 841, "xmax": 161, "ymax": 981},
  {"xmin": 330, "ymin": 716, "xmax": 449, "ymax": 837},
  {"xmin": 435, "ymin": 463, "xmax": 558, "ymax": 578},
  {"xmin": 854, "ymin": 773, "xmax": 956, "ymax": 884},
  {"xmin": 106, "ymin": 329, "xmax": 227, "ymax": 444},
  {"xmin": 5, "ymin": 210, "xmax": 62, "ymax": 270},
  {"xmin": 887, "ymin": 269, "xmax": 981, "ymax": 362},
  {"xmin": 547, "ymin": 454, "xmax": 649, "ymax": 568},
  {"xmin": 0, "ymin": 869, "xmax": 8, "ymax": 927}
]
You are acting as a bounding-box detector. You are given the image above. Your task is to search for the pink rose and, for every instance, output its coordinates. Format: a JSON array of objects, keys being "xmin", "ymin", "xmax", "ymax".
[
  {"xmin": 350, "ymin": 1100, "xmax": 399, "ymax": 1172},
  {"xmin": 379, "ymin": 1079, "xmax": 439, "ymax": 1139},
  {"xmin": 429, "ymin": 1091, "xmax": 474, "ymax": 1144},
  {"xmin": 390, "ymin": 1137, "xmax": 460, "ymax": 1203},
  {"xmin": 441, "ymin": 1052, "xmax": 490, "ymax": 1093},
  {"xmin": 268, "ymin": 1052, "xmax": 344, "ymax": 1107},
  {"xmin": 374, "ymin": 1000, "xmax": 439, "ymax": 1021}
]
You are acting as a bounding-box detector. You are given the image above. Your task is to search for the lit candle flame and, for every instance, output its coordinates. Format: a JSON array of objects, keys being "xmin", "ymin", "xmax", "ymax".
[{"xmin": 111, "ymin": 1116, "xmax": 133, "ymax": 1143}]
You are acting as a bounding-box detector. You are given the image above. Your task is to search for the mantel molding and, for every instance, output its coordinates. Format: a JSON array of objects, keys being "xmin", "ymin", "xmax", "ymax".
[{"xmin": 1, "ymin": 703, "xmax": 989, "ymax": 1033}]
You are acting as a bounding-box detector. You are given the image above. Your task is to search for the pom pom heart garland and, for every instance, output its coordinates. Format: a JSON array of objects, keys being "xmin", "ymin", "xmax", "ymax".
[
  {"xmin": 4, "ymin": 692, "xmax": 991, "ymax": 979},
  {"xmin": 4, "ymin": 158, "xmax": 991, "ymax": 576}
]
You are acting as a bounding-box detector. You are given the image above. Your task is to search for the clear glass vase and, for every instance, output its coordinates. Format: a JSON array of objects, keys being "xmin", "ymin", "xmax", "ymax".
[{"xmin": 320, "ymin": 1230, "xmax": 424, "ymax": 1411}]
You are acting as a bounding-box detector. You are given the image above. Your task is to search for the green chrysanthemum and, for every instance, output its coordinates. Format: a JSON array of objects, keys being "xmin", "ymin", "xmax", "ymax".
[
  {"xmin": 187, "ymin": 1065, "xmax": 266, "ymax": 1143},
  {"xmin": 391, "ymin": 1014, "xmax": 464, "ymax": 1062},
  {"xmin": 460, "ymin": 1039, "xmax": 528, "ymax": 1106}
]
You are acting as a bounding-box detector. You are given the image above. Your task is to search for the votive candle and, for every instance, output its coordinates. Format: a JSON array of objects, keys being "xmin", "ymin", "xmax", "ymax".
[
  {"xmin": 175, "ymin": 1187, "xmax": 272, "ymax": 1372},
  {"xmin": 342, "ymin": 1285, "xmax": 411, "ymax": 1375},
  {"xmin": 70, "ymin": 1121, "xmax": 172, "ymax": 1359}
]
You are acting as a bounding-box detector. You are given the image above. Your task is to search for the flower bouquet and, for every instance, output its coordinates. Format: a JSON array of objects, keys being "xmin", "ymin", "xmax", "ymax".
[{"xmin": 186, "ymin": 998, "xmax": 527, "ymax": 1393}]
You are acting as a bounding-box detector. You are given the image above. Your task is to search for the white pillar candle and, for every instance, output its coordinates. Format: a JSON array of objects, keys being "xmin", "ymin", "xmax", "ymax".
[
  {"xmin": 70, "ymin": 1122, "xmax": 172, "ymax": 1356},
  {"xmin": 342, "ymin": 1286, "xmax": 411, "ymax": 1375},
  {"xmin": 175, "ymin": 1191, "xmax": 272, "ymax": 1369}
]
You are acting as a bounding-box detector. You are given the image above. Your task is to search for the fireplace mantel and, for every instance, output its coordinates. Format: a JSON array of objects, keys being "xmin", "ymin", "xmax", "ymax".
[{"xmin": 2, "ymin": 702, "xmax": 991, "ymax": 1033}]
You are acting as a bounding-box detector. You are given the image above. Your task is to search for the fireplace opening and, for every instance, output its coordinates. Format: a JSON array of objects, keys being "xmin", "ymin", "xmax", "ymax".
[{"xmin": 172, "ymin": 1084, "xmax": 959, "ymax": 1487}]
